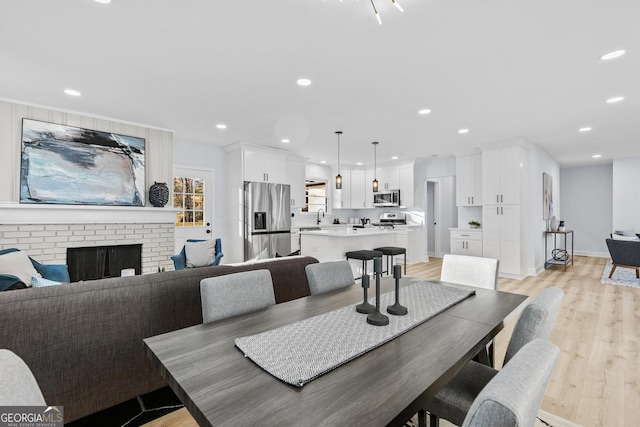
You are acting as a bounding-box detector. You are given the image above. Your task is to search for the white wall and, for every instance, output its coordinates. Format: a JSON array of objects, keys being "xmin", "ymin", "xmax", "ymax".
[
  {"xmin": 560, "ymin": 164, "xmax": 612, "ymax": 257},
  {"xmin": 173, "ymin": 140, "xmax": 228, "ymax": 247},
  {"xmin": 526, "ymin": 145, "xmax": 560, "ymax": 275},
  {"xmin": 613, "ymin": 156, "xmax": 640, "ymax": 232}
]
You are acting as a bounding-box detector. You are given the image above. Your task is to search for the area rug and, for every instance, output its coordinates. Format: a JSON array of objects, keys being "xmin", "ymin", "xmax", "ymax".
[
  {"xmin": 404, "ymin": 410, "xmax": 583, "ymax": 427},
  {"xmin": 601, "ymin": 261, "xmax": 640, "ymax": 288}
]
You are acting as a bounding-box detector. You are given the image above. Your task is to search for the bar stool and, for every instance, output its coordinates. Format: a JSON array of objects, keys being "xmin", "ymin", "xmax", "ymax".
[
  {"xmin": 345, "ymin": 250, "xmax": 383, "ymax": 280},
  {"xmin": 373, "ymin": 246, "xmax": 406, "ymax": 275}
]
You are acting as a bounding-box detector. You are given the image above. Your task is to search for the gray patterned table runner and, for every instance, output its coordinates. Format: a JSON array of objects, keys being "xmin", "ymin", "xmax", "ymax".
[{"xmin": 234, "ymin": 280, "xmax": 475, "ymax": 387}]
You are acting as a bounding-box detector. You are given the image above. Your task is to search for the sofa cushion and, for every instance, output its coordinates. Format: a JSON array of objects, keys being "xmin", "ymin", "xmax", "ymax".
[
  {"xmin": 0, "ymin": 251, "xmax": 42, "ymax": 286},
  {"xmin": 31, "ymin": 276, "xmax": 63, "ymax": 287},
  {"xmin": 185, "ymin": 239, "xmax": 217, "ymax": 267}
]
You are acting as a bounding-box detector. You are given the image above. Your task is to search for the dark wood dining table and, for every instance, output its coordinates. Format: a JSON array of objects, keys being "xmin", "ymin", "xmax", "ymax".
[{"xmin": 143, "ymin": 277, "xmax": 527, "ymax": 427}]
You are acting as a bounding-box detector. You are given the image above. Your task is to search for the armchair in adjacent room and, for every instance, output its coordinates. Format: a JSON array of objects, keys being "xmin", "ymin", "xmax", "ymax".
[
  {"xmin": 0, "ymin": 248, "xmax": 70, "ymax": 291},
  {"xmin": 605, "ymin": 237, "xmax": 640, "ymax": 278},
  {"xmin": 171, "ymin": 238, "xmax": 223, "ymax": 270}
]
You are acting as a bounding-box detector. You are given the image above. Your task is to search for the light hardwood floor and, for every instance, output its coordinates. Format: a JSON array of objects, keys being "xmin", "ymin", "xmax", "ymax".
[{"xmin": 145, "ymin": 256, "xmax": 638, "ymax": 427}]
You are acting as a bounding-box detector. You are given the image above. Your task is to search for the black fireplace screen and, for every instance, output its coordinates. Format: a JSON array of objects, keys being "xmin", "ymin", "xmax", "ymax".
[{"xmin": 67, "ymin": 244, "xmax": 142, "ymax": 282}]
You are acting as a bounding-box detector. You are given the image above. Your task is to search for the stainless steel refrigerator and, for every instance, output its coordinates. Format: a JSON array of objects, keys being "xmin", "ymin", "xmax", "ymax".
[{"xmin": 244, "ymin": 181, "xmax": 291, "ymax": 260}]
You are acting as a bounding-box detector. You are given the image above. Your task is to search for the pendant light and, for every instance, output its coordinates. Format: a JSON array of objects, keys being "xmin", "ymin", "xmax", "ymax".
[
  {"xmin": 335, "ymin": 131, "xmax": 343, "ymax": 189},
  {"xmin": 372, "ymin": 141, "xmax": 379, "ymax": 192}
]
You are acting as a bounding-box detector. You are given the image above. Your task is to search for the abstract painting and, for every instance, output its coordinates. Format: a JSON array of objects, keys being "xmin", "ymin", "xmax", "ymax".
[
  {"xmin": 20, "ymin": 119, "xmax": 145, "ymax": 206},
  {"xmin": 543, "ymin": 172, "xmax": 553, "ymax": 220}
]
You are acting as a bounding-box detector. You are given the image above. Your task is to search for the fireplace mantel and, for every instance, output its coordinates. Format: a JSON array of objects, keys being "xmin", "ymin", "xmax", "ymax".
[{"xmin": 0, "ymin": 203, "xmax": 179, "ymax": 224}]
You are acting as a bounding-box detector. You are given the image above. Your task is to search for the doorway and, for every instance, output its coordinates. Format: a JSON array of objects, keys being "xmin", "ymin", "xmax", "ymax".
[
  {"xmin": 173, "ymin": 166, "xmax": 214, "ymax": 254},
  {"xmin": 426, "ymin": 179, "xmax": 441, "ymax": 258}
]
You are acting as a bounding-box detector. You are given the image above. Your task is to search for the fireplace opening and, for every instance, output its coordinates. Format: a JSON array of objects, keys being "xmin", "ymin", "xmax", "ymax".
[{"xmin": 67, "ymin": 244, "xmax": 142, "ymax": 282}]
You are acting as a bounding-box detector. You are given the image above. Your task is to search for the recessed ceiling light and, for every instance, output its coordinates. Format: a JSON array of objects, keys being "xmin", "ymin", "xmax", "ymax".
[
  {"xmin": 391, "ymin": 156, "xmax": 398, "ymax": 160},
  {"xmin": 356, "ymin": 162, "xmax": 363, "ymax": 166},
  {"xmin": 297, "ymin": 78, "xmax": 312, "ymax": 87},
  {"xmin": 579, "ymin": 127, "xmax": 592, "ymax": 132},
  {"xmin": 64, "ymin": 89, "xmax": 81, "ymax": 96},
  {"xmin": 216, "ymin": 124, "xmax": 227, "ymax": 129},
  {"xmin": 94, "ymin": 0, "xmax": 112, "ymax": 3},
  {"xmin": 592, "ymin": 154, "xmax": 602, "ymax": 158},
  {"xmin": 606, "ymin": 96, "xmax": 624, "ymax": 103},
  {"xmin": 281, "ymin": 139, "xmax": 290, "ymax": 143},
  {"xmin": 458, "ymin": 129, "xmax": 469, "ymax": 134},
  {"xmin": 320, "ymin": 160, "xmax": 326, "ymax": 164},
  {"xmin": 418, "ymin": 109, "xmax": 431, "ymax": 115},
  {"xmin": 600, "ymin": 49, "xmax": 626, "ymax": 61}
]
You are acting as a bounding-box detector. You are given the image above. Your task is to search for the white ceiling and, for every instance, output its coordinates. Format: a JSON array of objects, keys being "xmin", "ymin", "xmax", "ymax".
[{"xmin": 1, "ymin": 0, "xmax": 639, "ymax": 167}]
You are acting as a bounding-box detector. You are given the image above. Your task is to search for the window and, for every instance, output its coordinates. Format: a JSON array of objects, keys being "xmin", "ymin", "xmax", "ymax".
[
  {"xmin": 173, "ymin": 176, "xmax": 205, "ymax": 226},
  {"xmin": 303, "ymin": 180, "xmax": 327, "ymax": 213}
]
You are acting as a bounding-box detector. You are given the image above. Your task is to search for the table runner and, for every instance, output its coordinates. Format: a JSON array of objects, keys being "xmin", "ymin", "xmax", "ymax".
[{"xmin": 234, "ymin": 280, "xmax": 475, "ymax": 387}]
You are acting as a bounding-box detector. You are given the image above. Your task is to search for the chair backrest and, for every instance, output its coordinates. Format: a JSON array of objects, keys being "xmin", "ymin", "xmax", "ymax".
[
  {"xmin": 172, "ymin": 238, "xmax": 223, "ymax": 270},
  {"xmin": 0, "ymin": 349, "xmax": 46, "ymax": 405},
  {"xmin": 462, "ymin": 339, "xmax": 559, "ymax": 427},
  {"xmin": 200, "ymin": 269, "xmax": 275, "ymax": 323},
  {"xmin": 504, "ymin": 287, "xmax": 564, "ymax": 365},
  {"xmin": 305, "ymin": 260, "xmax": 355, "ymax": 295},
  {"xmin": 605, "ymin": 238, "xmax": 640, "ymax": 267},
  {"xmin": 440, "ymin": 254, "xmax": 499, "ymax": 290}
]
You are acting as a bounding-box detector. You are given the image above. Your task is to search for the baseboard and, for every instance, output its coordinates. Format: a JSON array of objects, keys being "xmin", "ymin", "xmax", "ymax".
[{"xmin": 574, "ymin": 250, "xmax": 609, "ymax": 258}]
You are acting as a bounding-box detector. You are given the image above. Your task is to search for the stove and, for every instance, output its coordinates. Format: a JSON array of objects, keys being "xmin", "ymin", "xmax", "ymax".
[{"xmin": 371, "ymin": 212, "xmax": 407, "ymax": 228}]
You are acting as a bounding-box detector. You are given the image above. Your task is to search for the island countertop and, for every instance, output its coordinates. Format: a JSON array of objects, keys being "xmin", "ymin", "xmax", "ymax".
[{"xmin": 299, "ymin": 228, "xmax": 404, "ymax": 237}]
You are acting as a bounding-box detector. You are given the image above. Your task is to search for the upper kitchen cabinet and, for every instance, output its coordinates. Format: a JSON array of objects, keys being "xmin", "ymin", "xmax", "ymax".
[
  {"xmin": 350, "ymin": 168, "xmax": 367, "ymax": 208},
  {"xmin": 286, "ymin": 159, "xmax": 306, "ymax": 208},
  {"xmin": 455, "ymin": 154, "xmax": 482, "ymax": 206},
  {"xmin": 244, "ymin": 149, "xmax": 286, "ymax": 183},
  {"xmin": 482, "ymin": 146, "xmax": 525, "ymax": 205},
  {"xmin": 399, "ymin": 161, "xmax": 415, "ymax": 207},
  {"xmin": 375, "ymin": 165, "xmax": 400, "ymax": 191}
]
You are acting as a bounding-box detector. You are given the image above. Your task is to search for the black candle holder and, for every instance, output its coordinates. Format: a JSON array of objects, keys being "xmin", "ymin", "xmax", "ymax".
[
  {"xmin": 367, "ymin": 257, "xmax": 389, "ymax": 326},
  {"xmin": 355, "ymin": 274, "xmax": 375, "ymax": 314},
  {"xmin": 387, "ymin": 265, "xmax": 408, "ymax": 316}
]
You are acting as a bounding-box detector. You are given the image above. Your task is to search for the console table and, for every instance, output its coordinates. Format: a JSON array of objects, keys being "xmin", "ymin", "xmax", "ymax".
[{"xmin": 544, "ymin": 230, "xmax": 574, "ymax": 271}]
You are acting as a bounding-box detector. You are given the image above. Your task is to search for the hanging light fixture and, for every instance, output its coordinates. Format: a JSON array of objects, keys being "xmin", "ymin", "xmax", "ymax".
[
  {"xmin": 369, "ymin": 0, "xmax": 404, "ymax": 25},
  {"xmin": 372, "ymin": 141, "xmax": 379, "ymax": 192},
  {"xmin": 335, "ymin": 131, "xmax": 343, "ymax": 189}
]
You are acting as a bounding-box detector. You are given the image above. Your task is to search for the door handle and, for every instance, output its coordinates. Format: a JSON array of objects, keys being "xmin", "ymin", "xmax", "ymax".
[{"xmin": 501, "ymin": 194, "xmax": 503, "ymax": 203}]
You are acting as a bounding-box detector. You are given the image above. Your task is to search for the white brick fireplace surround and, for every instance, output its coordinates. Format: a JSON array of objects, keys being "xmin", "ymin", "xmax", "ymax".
[{"xmin": 0, "ymin": 204, "xmax": 178, "ymax": 275}]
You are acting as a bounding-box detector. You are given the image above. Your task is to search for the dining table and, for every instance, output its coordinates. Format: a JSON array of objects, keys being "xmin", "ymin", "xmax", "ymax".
[{"xmin": 143, "ymin": 277, "xmax": 527, "ymax": 427}]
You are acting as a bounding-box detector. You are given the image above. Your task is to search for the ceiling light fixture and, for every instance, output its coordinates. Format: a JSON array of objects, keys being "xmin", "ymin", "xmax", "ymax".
[
  {"xmin": 458, "ymin": 129, "xmax": 469, "ymax": 134},
  {"xmin": 64, "ymin": 89, "xmax": 81, "ymax": 96},
  {"xmin": 281, "ymin": 139, "xmax": 290, "ymax": 143},
  {"xmin": 392, "ymin": 0, "xmax": 404, "ymax": 12},
  {"xmin": 391, "ymin": 156, "xmax": 398, "ymax": 160},
  {"xmin": 600, "ymin": 49, "xmax": 626, "ymax": 61},
  {"xmin": 216, "ymin": 124, "xmax": 227, "ymax": 129},
  {"xmin": 592, "ymin": 154, "xmax": 602, "ymax": 158},
  {"xmin": 94, "ymin": 0, "xmax": 112, "ymax": 4},
  {"xmin": 297, "ymin": 78, "xmax": 311, "ymax": 86},
  {"xmin": 357, "ymin": 162, "xmax": 363, "ymax": 166},
  {"xmin": 606, "ymin": 96, "xmax": 624, "ymax": 103},
  {"xmin": 418, "ymin": 109, "xmax": 431, "ymax": 115},
  {"xmin": 335, "ymin": 131, "xmax": 343, "ymax": 189},
  {"xmin": 579, "ymin": 127, "xmax": 592, "ymax": 132},
  {"xmin": 369, "ymin": 0, "xmax": 404, "ymax": 25},
  {"xmin": 372, "ymin": 141, "xmax": 379, "ymax": 192},
  {"xmin": 320, "ymin": 160, "xmax": 327, "ymax": 164}
]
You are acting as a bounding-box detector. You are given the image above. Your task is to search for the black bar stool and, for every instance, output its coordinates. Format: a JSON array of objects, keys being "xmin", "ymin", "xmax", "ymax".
[
  {"xmin": 345, "ymin": 250, "xmax": 383, "ymax": 280},
  {"xmin": 373, "ymin": 246, "xmax": 406, "ymax": 275}
]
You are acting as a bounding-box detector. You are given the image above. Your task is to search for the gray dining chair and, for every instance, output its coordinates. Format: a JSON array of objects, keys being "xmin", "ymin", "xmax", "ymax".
[
  {"xmin": 200, "ymin": 269, "xmax": 276, "ymax": 323},
  {"xmin": 461, "ymin": 339, "xmax": 560, "ymax": 427},
  {"xmin": 305, "ymin": 260, "xmax": 355, "ymax": 295},
  {"xmin": 423, "ymin": 287, "xmax": 564, "ymax": 427},
  {"xmin": 440, "ymin": 254, "xmax": 499, "ymax": 290},
  {"xmin": 0, "ymin": 349, "xmax": 46, "ymax": 405}
]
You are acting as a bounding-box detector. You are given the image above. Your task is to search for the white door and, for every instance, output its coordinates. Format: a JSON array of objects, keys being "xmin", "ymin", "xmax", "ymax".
[{"xmin": 173, "ymin": 166, "xmax": 214, "ymax": 254}]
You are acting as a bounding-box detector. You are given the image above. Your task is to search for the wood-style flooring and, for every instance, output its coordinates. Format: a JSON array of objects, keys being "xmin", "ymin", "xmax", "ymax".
[{"xmin": 145, "ymin": 256, "xmax": 638, "ymax": 427}]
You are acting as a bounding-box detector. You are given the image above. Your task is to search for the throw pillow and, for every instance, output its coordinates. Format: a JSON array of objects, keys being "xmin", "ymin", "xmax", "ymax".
[
  {"xmin": 614, "ymin": 229, "xmax": 636, "ymax": 237},
  {"xmin": 0, "ymin": 251, "xmax": 42, "ymax": 287},
  {"xmin": 31, "ymin": 276, "xmax": 62, "ymax": 287},
  {"xmin": 185, "ymin": 239, "xmax": 216, "ymax": 267},
  {"xmin": 611, "ymin": 234, "xmax": 640, "ymax": 242}
]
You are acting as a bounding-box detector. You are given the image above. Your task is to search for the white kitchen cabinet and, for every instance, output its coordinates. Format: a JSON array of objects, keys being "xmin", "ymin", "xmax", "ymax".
[
  {"xmin": 399, "ymin": 162, "xmax": 414, "ymax": 207},
  {"xmin": 350, "ymin": 168, "xmax": 367, "ymax": 209},
  {"xmin": 450, "ymin": 229, "xmax": 483, "ymax": 257},
  {"xmin": 286, "ymin": 159, "xmax": 306, "ymax": 207},
  {"xmin": 482, "ymin": 204, "xmax": 521, "ymax": 276},
  {"xmin": 331, "ymin": 168, "xmax": 351, "ymax": 209},
  {"xmin": 290, "ymin": 228, "xmax": 300, "ymax": 253},
  {"xmin": 456, "ymin": 154, "xmax": 482, "ymax": 206},
  {"xmin": 482, "ymin": 146, "xmax": 524, "ymax": 205},
  {"xmin": 244, "ymin": 150, "xmax": 286, "ymax": 183},
  {"xmin": 376, "ymin": 165, "xmax": 400, "ymax": 190}
]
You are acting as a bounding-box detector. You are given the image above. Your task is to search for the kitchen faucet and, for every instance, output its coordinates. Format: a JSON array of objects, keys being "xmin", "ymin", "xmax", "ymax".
[{"xmin": 316, "ymin": 208, "xmax": 325, "ymax": 225}]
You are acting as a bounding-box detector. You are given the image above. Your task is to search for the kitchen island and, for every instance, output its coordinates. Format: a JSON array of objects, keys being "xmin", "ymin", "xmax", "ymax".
[{"xmin": 300, "ymin": 227, "xmax": 407, "ymax": 277}]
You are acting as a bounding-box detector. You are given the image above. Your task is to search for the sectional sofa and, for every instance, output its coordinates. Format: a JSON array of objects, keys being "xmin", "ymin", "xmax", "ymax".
[{"xmin": 0, "ymin": 255, "xmax": 318, "ymax": 422}]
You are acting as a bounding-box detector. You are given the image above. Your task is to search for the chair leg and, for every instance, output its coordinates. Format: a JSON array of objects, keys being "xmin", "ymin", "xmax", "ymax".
[
  {"xmin": 417, "ymin": 409, "xmax": 427, "ymax": 427},
  {"xmin": 404, "ymin": 252, "xmax": 407, "ymax": 274},
  {"xmin": 429, "ymin": 412, "xmax": 439, "ymax": 427},
  {"xmin": 636, "ymin": 268, "xmax": 639, "ymax": 279},
  {"xmin": 609, "ymin": 264, "xmax": 617, "ymax": 278}
]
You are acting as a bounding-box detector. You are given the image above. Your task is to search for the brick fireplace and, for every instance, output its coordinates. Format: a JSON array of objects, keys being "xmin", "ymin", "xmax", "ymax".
[{"xmin": 0, "ymin": 204, "xmax": 176, "ymax": 275}]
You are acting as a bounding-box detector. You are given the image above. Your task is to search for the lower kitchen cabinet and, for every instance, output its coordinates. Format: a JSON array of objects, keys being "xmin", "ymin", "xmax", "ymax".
[{"xmin": 450, "ymin": 229, "xmax": 483, "ymax": 257}]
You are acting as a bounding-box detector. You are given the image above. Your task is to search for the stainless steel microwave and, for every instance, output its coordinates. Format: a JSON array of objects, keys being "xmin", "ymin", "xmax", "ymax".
[{"xmin": 373, "ymin": 189, "xmax": 400, "ymax": 207}]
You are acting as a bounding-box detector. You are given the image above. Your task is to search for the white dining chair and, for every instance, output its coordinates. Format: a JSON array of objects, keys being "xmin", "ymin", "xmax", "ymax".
[
  {"xmin": 440, "ymin": 254, "xmax": 499, "ymax": 290},
  {"xmin": 305, "ymin": 260, "xmax": 355, "ymax": 295},
  {"xmin": 200, "ymin": 269, "xmax": 276, "ymax": 323},
  {"xmin": 0, "ymin": 349, "xmax": 46, "ymax": 406}
]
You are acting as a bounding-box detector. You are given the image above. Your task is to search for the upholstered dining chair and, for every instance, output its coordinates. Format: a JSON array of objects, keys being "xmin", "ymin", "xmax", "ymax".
[
  {"xmin": 440, "ymin": 254, "xmax": 499, "ymax": 290},
  {"xmin": 200, "ymin": 269, "xmax": 275, "ymax": 324},
  {"xmin": 0, "ymin": 349, "xmax": 46, "ymax": 405},
  {"xmin": 305, "ymin": 260, "xmax": 356, "ymax": 295},
  {"xmin": 423, "ymin": 287, "xmax": 564, "ymax": 427},
  {"xmin": 461, "ymin": 339, "xmax": 560, "ymax": 427}
]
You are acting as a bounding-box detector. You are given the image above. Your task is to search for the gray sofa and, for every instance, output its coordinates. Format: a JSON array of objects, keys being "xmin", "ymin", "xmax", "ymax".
[{"xmin": 0, "ymin": 255, "xmax": 318, "ymax": 422}]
